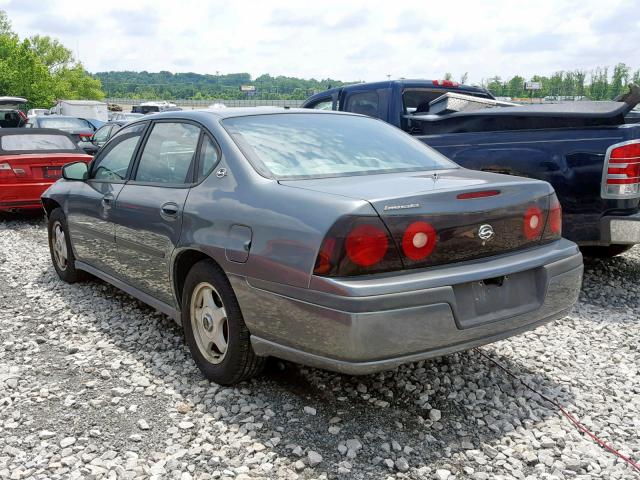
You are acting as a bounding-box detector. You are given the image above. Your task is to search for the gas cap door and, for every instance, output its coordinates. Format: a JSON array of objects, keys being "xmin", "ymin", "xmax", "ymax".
[{"xmin": 226, "ymin": 224, "xmax": 252, "ymax": 263}]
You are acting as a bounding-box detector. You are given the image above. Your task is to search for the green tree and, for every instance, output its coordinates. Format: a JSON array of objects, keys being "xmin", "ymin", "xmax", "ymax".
[
  {"xmin": 460, "ymin": 72, "xmax": 469, "ymax": 85},
  {"xmin": 0, "ymin": 10, "xmax": 12, "ymax": 36},
  {"xmin": 0, "ymin": 9, "xmax": 104, "ymax": 107},
  {"xmin": 609, "ymin": 63, "xmax": 630, "ymax": 98},
  {"xmin": 29, "ymin": 35, "xmax": 74, "ymax": 73}
]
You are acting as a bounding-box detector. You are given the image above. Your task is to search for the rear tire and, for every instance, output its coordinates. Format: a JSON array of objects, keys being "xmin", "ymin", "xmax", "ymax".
[
  {"xmin": 580, "ymin": 244, "xmax": 634, "ymax": 258},
  {"xmin": 181, "ymin": 259, "xmax": 265, "ymax": 385},
  {"xmin": 47, "ymin": 208, "xmax": 83, "ymax": 283}
]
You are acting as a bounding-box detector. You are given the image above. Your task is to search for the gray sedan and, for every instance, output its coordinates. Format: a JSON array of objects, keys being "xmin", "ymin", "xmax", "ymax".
[{"xmin": 42, "ymin": 109, "xmax": 583, "ymax": 385}]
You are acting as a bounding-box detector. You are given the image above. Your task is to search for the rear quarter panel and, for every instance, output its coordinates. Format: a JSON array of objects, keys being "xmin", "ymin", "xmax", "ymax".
[{"xmin": 177, "ymin": 121, "xmax": 375, "ymax": 290}]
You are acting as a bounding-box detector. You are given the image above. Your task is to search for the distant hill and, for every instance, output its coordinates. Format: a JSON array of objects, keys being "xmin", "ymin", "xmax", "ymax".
[{"xmin": 93, "ymin": 71, "xmax": 349, "ymax": 100}]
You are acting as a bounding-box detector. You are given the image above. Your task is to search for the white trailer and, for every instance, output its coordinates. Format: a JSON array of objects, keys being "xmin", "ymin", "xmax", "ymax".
[{"xmin": 50, "ymin": 100, "xmax": 108, "ymax": 122}]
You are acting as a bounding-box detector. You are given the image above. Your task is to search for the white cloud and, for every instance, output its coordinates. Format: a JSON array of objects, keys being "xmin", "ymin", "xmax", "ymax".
[{"xmin": 1, "ymin": 0, "xmax": 638, "ymax": 83}]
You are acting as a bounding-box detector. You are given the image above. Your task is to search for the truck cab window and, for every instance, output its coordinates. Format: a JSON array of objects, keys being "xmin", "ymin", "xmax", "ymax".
[
  {"xmin": 310, "ymin": 98, "xmax": 333, "ymax": 110},
  {"xmin": 345, "ymin": 91, "xmax": 379, "ymax": 118}
]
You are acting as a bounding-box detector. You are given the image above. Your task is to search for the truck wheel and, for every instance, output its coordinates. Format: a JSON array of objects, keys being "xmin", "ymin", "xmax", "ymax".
[
  {"xmin": 181, "ymin": 259, "xmax": 265, "ymax": 385},
  {"xmin": 47, "ymin": 208, "xmax": 84, "ymax": 283},
  {"xmin": 580, "ymin": 244, "xmax": 634, "ymax": 258}
]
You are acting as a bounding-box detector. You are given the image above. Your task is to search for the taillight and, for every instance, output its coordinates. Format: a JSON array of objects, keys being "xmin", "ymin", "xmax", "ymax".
[
  {"xmin": 18, "ymin": 111, "xmax": 28, "ymax": 122},
  {"xmin": 542, "ymin": 193, "xmax": 562, "ymax": 241},
  {"xmin": 432, "ymin": 80, "xmax": 460, "ymax": 87},
  {"xmin": 313, "ymin": 216, "xmax": 402, "ymax": 277},
  {"xmin": 602, "ymin": 141, "xmax": 640, "ymax": 198},
  {"xmin": 523, "ymin": 206, "xmax": 543, "ymax": 240},
  {"xmin": 345, "ymin": 224, "xmax": 388, "ymax": 266},
  {"xmin": 0, "ymin": 162, "xmax": 14, "ymax": 179},
  {"xmin": 401, "ymin": 221, "xmax": 436, "ymax": 260}
]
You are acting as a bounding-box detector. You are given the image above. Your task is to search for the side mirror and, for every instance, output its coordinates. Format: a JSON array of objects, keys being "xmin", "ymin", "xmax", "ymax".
[{"xmin": 62, "ymin": 161, "xmax": 88, "ymax": 181}]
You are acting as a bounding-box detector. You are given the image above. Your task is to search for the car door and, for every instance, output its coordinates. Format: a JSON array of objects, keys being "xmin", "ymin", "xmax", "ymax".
[
  {"xmin": 112, "ymin": 120, "xmax": 203, "ymax": 306},
  {"xmin": 66, "ymin": 122, "xmax": 148, "ymax": 276}
]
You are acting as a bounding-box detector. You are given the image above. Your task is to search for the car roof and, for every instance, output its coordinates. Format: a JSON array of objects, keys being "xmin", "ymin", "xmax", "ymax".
[{"xmin": 139, "ymin": 107, "xmax": 358, "ymax": 122}]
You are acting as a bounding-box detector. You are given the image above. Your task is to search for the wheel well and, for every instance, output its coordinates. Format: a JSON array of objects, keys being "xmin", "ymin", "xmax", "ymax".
[
  {"xmin": 173, "ymin": 250, "xmax": 219, "ymax": 305},
  {"xmin": 41, "ymin": 198, "xmax": 61, "ymax": 217}
]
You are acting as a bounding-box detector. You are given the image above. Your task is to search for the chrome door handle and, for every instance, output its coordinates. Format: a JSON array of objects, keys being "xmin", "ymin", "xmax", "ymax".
[
  {"xmin": 102, "ymin": 194, "xmax": 114, "ymax": 208},
  {"xmin": 160, "ymin": 202, "xmax": 180, "ymax": 218}
]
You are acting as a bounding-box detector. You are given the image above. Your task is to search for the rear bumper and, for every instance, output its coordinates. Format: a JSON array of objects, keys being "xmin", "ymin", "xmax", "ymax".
[
  {"xmin": 599, "ymin": 213, "xmax": 640, "ymax": 245},
  {"xmin": 0, "ymin": 182, "xmax": 53, "ymax": 211},
  {"xmin": 231, "ymin": 239, "xmax": 583, "ymax": 375}
]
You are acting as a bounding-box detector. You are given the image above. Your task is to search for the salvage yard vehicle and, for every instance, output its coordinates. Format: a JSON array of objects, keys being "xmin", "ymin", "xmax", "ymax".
[
  {"xmin": 303, "ymin": 80, "xmax": 640, "ymax": 257},
  {"xmin": 27, "ymin": 115, "xmax": 98, "ymax": 154},
  {"xmin": 0, "ymin": 96, "xmax": 28, "ymax": 128},
  {"xmin": 42, "ymin": 109, "xmax": 583, "ymax": 385},
  {"xmin": 0, "ymin": 129, "xmax": 91, "ymax": 212}
]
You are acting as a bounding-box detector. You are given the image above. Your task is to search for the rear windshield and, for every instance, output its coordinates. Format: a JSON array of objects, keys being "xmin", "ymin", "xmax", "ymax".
[
  {"xmin": 1, "ymin": 134, "xmax": 77, "ymax": 151},
  {"xmin": 37, "ymin": 117, "xmax": 90, "ymax": 130},
  {"xmin": 222, "ymin": 113, "xmax": 456, "ymax": 179}
]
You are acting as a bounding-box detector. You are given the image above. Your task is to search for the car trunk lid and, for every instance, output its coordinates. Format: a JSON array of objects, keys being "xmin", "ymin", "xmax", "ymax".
[
  {"xmin": 0, "ymin": 153, "xmax": 92, "ymax": 183},
  {"xmin": 281, "ymin": 169, "xmax": 557, "ymax": 269}
]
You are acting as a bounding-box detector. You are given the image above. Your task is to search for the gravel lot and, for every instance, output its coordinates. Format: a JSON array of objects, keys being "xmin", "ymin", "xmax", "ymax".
[{"xmin": 0, "ymin": 214, "xmax": 638, "ymax": 480}]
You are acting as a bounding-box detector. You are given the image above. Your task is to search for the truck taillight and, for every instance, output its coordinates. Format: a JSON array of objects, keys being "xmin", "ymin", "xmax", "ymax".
[{"xmin": 602, "ymin": 141, "xmax": 640, "ymax": 198}]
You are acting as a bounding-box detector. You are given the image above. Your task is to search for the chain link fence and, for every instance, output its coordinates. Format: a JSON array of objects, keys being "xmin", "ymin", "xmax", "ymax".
[{"xmin": 106, "ymin": 98, "xmax": 304, "ymax": 110}]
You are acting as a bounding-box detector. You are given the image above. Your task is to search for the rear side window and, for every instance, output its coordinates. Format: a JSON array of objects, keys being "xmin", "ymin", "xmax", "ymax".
[
  {"xmin": 135, "ymin": 122, "xmax": 200, "ymax": 184},
  {"xmin": 345, "ymin": 91, "xmax": 379, "ymax": 118},
  {"xmin": 1, "ymin": 134, "xmax": 77, "ymax": 151},
  {"xmin": 197, "ymin": 135, "xmax": 220, "ymax": 182}
]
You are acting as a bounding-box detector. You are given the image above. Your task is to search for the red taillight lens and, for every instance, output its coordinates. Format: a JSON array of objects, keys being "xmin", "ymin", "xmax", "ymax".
[
  {"xmin": 548, "ymin": 197, "xmax": 562, "ymax": 234},
  {"xmin": 602, "ymin": 141, "xmax": 640, "ymax": 198},
  {"xmin": 313, "ymin": 216, "xmax": 402, "ymax": 277},
  {"xmin": 523, "ymin": 206, "xmax": 543, "ymax": 240},
  {"xmin": 346, "ymin": 224, "xmax": 388, "ymax": 266},
  {"xmin": 0, "ymin": 162, "xmax": 15, "ymax": 178},
  {"xmin": 402, "ymin": 221, "xmax": 436, "ymax": 260}
]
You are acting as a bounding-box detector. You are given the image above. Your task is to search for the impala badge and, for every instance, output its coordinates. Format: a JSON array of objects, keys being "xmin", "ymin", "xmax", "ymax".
[{"xmin": 478, "ymin": 224, "xmax": 495, "ymax": 242}]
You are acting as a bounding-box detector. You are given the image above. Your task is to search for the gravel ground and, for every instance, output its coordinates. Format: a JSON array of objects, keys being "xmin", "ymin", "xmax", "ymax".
[{"xmin": 0, "ymin": 214, "xmax": 638, "ymax": 480}]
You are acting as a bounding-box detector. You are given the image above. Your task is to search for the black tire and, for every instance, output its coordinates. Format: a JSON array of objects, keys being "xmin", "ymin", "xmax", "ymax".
[
  {"xmin": 47, "ymin": 208, "xmax": 83, "ymax": 283},
  {"xmin": 580, "ymin": 244, "xmax": 634, "ymax": 258},
  {"xmin": 181, "ymin": 259, "xmax": 265, "ymax": 385}
]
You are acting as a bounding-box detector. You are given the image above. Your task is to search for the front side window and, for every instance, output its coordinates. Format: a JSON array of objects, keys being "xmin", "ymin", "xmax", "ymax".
[
  {"xmin": 345, "ymin": 91, "xmax": 379, "ymax": 118},
  {"xmin": 91, "ymin": 125, "xmax": 145, "ymax": 181},
  {"xmin": 223, "ymin": 113, "xmax": 456, "ymax": 180},
  {"xmin": 1, "ymin": 134, "xmax": 76, "ymax": 151},
  {"xmin": 135, "ymin": 122, "xmax": 200, "ymax": 184}
]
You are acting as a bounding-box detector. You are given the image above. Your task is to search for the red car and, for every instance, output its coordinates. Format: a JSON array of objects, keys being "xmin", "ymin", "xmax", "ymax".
[{"xmin": 0, "ymin": 129, "xmax": 92, "ymax": 212}]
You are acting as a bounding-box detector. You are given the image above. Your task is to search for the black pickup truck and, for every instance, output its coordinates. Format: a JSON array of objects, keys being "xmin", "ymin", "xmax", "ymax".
[{"xmin": 302, "ymin": 80, "xmax": 640, "ymax": 257}]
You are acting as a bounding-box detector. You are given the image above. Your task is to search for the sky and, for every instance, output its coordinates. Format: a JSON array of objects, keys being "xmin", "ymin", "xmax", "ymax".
[{"xmin": 1, "ymin": 0, "xmax": 639, "ymax": 84}]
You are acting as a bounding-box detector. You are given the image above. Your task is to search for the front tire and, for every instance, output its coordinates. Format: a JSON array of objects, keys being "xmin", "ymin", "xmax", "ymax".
[
  {"xmin": 581, "ymin": 244, "xmax": 634, "ymax": 258},
  {"xmin": 48, "ymin": 208, "xmax": 83, "ymax": 283},
  {"xmin": 181, "ymin": 260, "xmax": 265, "ymax": 385}
]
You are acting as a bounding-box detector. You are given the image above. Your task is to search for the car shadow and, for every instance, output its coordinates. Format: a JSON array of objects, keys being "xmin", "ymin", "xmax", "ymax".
[{"xmin": 34, "ymin": 263, "xmax": 577, "ymax": 476}]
